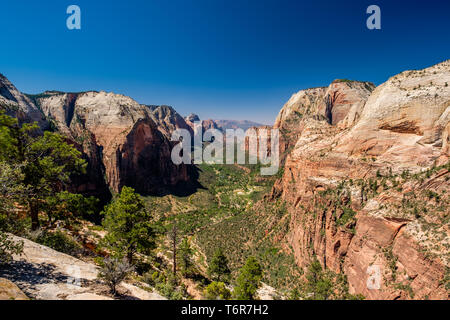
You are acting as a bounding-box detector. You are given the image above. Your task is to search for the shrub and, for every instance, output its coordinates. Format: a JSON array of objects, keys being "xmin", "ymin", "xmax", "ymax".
[
  {"xmin": 35, "ymin": 230, "xmax": 82, "ymax": 256},
  {"xmin": 0, "ymin": 231, "xmax": 23, "ymax": 265},
  {"xmin": 154, "ymin": 273, "xmax": 186, "ymax": 300},
  {"xmin": 98, "ymin": 257, "xmax": 134, "ymax": 295},
  {"xmin": 204, "ymin": 281, "xmax": 231, "ymax": 300}
]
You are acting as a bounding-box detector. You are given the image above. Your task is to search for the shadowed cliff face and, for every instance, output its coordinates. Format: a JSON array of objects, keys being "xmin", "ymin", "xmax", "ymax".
[
  {"xmin": 34, "ymin": 91, "xmax": 197, "ymax": 197},
  {"xmin": 118, "ymin": 118, "xmax": 192, "ymax": 195},
  {"xmin": 271, "ymin": 60, "xmax": 450, "ymax": 299}
]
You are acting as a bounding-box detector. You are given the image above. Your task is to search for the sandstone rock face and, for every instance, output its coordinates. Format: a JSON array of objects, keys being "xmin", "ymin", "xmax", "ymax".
[
  {"xmin": 337, "ymin": 60, "xmax": 450, "ymax": 167},
  {"xmin": 36, "ymin": 91, "xmax": 192, "ymax": 195},
  {"xmin": 146, "ymin": 105, "xmax": 193, "ymax": 138},
  {"xmin": 0, "ymin": 73, "xmax": 197, "ymax": 198},
  {"xmin": 272, "ymin": 60, "xmax": 450, "ymax": 299},
  {"xmin": 0, "ymin": 235, "xmax": 165, "ymax": 300},
  {"xmin": 0, "ymin": 278, "xmax": 29, "ymax": 300},
  {"xmin": 242, "ymin": 125, "xmax": 274, "ymax": 158},
  {"xmin": 274, "ymin": 81, "xmax": 374, "ymax": 160},
  {"xmin": 0, "ymin": 74, "xmax": 47, "ymax": 128},
  {"xmin": 322, "ymin": 80, "xmax": 375, "ymax": 127}
]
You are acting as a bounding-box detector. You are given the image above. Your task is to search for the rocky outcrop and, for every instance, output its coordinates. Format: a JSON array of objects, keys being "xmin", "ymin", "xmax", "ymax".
[
  {"xmin": 271, "ymin": 60, "xmax": 450, "ymax": 299},
  {"xmin": 0, "ymin": 74, "xmax": 47, "ymax": 128},
  {"xmin": 185, "ymin": 117, "xmax": 221, "ymax": 133},
  {"xmin": 273, "ymin": 80, "xmax": 374, "ymax": 160},
  {"xmin": 146, "ymin": 105, "xmax": 193, "ymax": 138},
  {"xmin": 0, "ymin": 278, "xmax": 29, "ymax": 300},
  {"xmin": 35, "ymin": 91, "xmax": 194, "ymax": 196},
  {"xmin": 0, "ymin": 235, "xmax": 165, "ymax": 300},
  {"xmin": 336, "ymin": 61, "xmax": 450, "ymax": 167}
]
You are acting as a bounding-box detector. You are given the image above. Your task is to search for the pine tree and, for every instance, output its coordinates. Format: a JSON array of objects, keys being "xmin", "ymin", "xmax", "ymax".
[
  {"xmin": 207, "ymin": 248, "xmax": 231, "ymax": 282},
  {"xmin": 169, "ymin": 223, "xmax": 178, "ymax": 276},
  {"xmin": 0, "ymin": 112, "xmax": 87, "ymax": 230},
  {"xmin": 233, "ymin": 256, "xmax": 262, "ymax": 300},
  {"xmin": 178, "ymin": 238, "xmax": 194, "ymax": 277},
  {"xmin": 304, "ymin": 258, "xmax": 332, "ymax": 300},
  {"xmin": 102, "ymin": 186, "xmax": 154, "ymax": 264}
]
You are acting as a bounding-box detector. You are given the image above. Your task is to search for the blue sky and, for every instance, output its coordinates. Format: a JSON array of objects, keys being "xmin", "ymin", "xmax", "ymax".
[{"xmin": 1, "ymin": 0, "xmax": 449, "ymax": 124}]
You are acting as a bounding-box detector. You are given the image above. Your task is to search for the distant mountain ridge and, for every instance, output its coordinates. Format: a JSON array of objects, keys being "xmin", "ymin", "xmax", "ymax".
[{"xmin": 183, "ymin": 114, "xmax": 264, "ymax": 132}]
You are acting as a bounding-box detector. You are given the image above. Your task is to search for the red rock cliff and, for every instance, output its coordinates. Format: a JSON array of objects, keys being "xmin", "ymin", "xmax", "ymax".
[
  {"xmin": 271, "ymin": 60, "xmax": 450, "ymax": 299},
  {"xmin": 37, "ymin": 91, "xmax": 193, "ymax": 196}
]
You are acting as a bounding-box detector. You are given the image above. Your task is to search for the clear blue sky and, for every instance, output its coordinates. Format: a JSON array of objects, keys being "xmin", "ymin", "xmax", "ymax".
[{"xmin": 1, "ymin": 0, "xmax": 449, "ymax": 124}]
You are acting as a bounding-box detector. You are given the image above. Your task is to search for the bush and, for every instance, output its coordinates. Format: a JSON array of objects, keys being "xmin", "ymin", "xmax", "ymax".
[
  {"xmin": 154, "ymin": 275, "xmax": 186, "ymax": 300},
  {"xmin": 98, "ymin": 257, "xmax": 134, "ymax": 295},
  {"xmin": 0, "ymin": 231, "xmax": 23, "ymax": 265},
  {"xmin": 143, "ymin": 271, "xmax": 160, "ymax": 286},
  {"xmin": 204, "ymin": 281, "xmax": 231, "ymax": 300},
  {"xmin": 34, "ymin": 230, "xmax": 82, "ymax": 256}
]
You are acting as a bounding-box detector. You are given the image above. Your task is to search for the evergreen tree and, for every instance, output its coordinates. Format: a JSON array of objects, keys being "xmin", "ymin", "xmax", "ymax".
[
  {"xmin": 303, "ymin": 258, "xmax": 364, "ymax": 300},
  {"xmin": 102, "ymin": 186, "xmax": 154, "ymax": 264},
  {"xmin": 42, "ymin": 191, "xmax": 98, "ymax": 227},
  {"xmin": 233, "ymin": 256, "xmax": 262, "ymax": 300},
  {"xmin": 207, "ymin": 248, "xmax": 231, "ymax": 282},
  {"xmin": 0, "ymin": 162, "xmax": 27, "ymax": 233},
  {"xmin": 304, "ymin": 258, "xmax": 333, "ymax": 300},
  {"xmin": 169, "ymin": 223, "xmax": 178, "ymax": 276},
  {"xmin": 0, "ymin": 113, "xmax": 87, "ymax": 230},
  {"xmin": 178, "ymin": 238, "xmax": 194, "ymax": 277}
]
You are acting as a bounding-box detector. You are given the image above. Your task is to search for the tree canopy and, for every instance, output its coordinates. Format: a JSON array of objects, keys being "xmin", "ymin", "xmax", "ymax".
[
  {"xmin": 233, "ymin": 256, "xmax": 262, "ymax": 300},
  {"xmin": 101, "ymin": 186, "xmax": 155, "ymax": 264},
  {"xmin": 0, "ymin": 112, "xmax": 90, "ymax": 230},
  {"xmin": 207, "ymin": 248, "xmax": 231, "ymax": 283}
]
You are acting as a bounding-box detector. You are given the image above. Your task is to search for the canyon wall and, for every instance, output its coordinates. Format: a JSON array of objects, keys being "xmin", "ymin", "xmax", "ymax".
[
  {"xmin": 271, "ymin": 60, "xmax": 449, "ymax": 299},
  {"xmin": 0, "ymin": 74, "xmax": 48, "ymax": 128},
  {"xmin": 0, "ymin": 75, "xmax": 197, "ymax": 198},
  {"xmin": 36, "ymin": 91, "xmax": 194, "ymax": 196}
]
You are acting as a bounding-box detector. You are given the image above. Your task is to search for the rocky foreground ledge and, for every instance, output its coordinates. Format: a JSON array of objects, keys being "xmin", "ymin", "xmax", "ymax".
[{"xmin": 0, "ymin": 235, "xmax": 166, "ymax": 300}]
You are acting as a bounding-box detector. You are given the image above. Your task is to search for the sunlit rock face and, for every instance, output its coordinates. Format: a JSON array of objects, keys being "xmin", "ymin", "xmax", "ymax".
[
  {"xmin": 271, "ymin": 60, "xmax": 449, "ymax": 299},
  {"xmin": 0, "ymin": 73, "xmax": 48, "ymax": 128},
  {"xmin": 273, "ymin": 80, "xmax": 375, "ymax": 161},
  {"xmin": 36, "ymin": 91, "xmax": 193, "ymax": 196}
]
